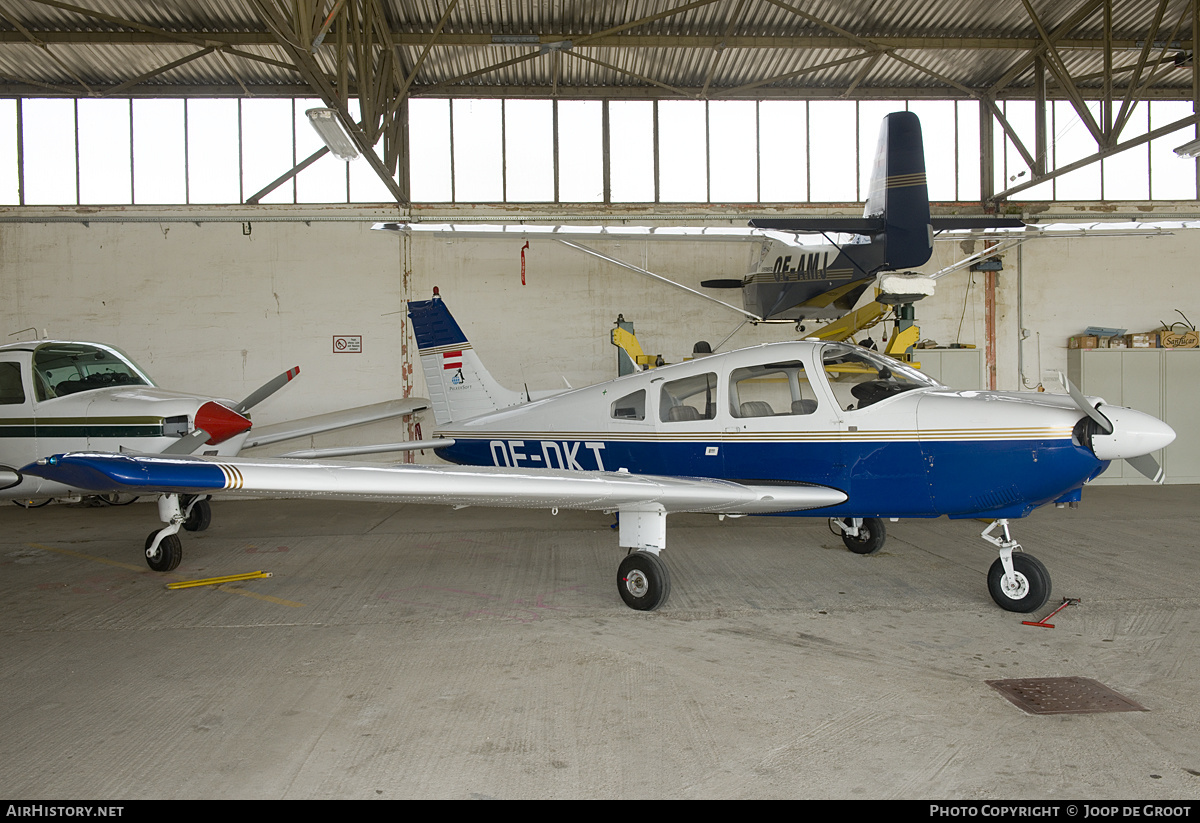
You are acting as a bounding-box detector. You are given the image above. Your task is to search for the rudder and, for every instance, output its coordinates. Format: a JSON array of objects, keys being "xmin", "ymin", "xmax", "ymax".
[{"xmin": 408, "ymin": 291, "xmax": 524, "ymax": 425}]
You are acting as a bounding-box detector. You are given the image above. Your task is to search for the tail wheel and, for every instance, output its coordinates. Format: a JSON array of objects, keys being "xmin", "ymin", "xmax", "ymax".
[
  {"xmin": 617, "ymin": 551, "xmax": 671, "ymax": 611},
  {"xmin": 988, "ymin": 553, "xmax": 1051, "ymax": 613},
  {"xmin": 145, "ymin": 530, "xmax": 183, "ymax": 572},
  {"xmin": 840, "ymin": 517, "xmax": 886, "ymax": 554}
]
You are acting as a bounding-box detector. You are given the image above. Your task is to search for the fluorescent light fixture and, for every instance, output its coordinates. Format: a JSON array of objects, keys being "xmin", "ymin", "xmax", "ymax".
[
  {"xmin": 1173, "ymin": 137, "xmax": 1200, "ymax": 159},
  {"xmin": 305, "ymin": 108, "xmax": 359, "ymax": 161}
]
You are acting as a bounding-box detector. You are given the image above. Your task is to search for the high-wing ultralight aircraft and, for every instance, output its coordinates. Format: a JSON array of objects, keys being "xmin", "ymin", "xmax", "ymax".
[
  {"xmin": 715, "ymin": 111, "xmax": 1023, "ymax": 322},
  {"xmin": 0, "ymin": 338, "xmax": 426, "ymax": 564},
  {"xmin": 25, "ymin": 293, "xmax": 1175, "ymax": 615}
]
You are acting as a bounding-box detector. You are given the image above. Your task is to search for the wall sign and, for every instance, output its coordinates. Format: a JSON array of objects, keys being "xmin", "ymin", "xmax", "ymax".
[{"xmin": 333, "ymin": 335, "xmax": 362, "ymax": 353}]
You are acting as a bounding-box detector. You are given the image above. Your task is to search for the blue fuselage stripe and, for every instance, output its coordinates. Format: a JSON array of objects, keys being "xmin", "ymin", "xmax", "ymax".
[{"xmin": 437, "ymin": 436, "xmax": 1101, "ymax": 519}]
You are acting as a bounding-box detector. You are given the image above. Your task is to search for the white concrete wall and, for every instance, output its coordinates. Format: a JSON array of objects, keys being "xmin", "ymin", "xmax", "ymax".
[{"xmin": 2, "ymin": 216, "xmax": 1196, "ymax": 455}]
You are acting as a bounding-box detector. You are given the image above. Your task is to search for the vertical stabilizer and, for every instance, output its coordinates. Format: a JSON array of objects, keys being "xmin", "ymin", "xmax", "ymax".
[
  {"xmin": 407, "ymin": 291, "xmax": 524, "ymax": 425},
  {"xmin": 863, "ymin": 111, "xmax": 933, "ymax": 270}
]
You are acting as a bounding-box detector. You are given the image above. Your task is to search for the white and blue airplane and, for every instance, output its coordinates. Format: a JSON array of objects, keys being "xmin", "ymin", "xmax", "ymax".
[
  {"xmin": 23, "ymin": 292, "xmax": 1176, "ymax": 615},
  {"xmin": 1, "ymin": 338, "xmax": 426, "ymax": 556}
]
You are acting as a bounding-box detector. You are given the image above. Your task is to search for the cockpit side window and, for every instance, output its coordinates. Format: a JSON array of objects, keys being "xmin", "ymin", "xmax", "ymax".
[
  {"xmin": 32, "ymin": 343, "xmax": 152, "ymax": 400},
  {"xmin": 820, "ymin": 344, "xmax": 938, "ymax": 411},
  {"xmin": 0, "ymin": 362, "xmax": 25, "ymax": 405},
  {"xmin": 659, "ymin": 373, "xmax": 717, "ymax": 422},
  {"xmin": 729, "ymin": 360, "xmax": 816, "ymax": 417}
]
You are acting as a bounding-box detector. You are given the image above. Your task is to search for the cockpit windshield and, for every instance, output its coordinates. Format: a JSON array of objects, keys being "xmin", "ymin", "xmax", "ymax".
[
  {"xmin": 821, "ymin": 343, "xmax": 941, "ymax": 411},
  {"xmin": 33, "ymin": 343, "xmax": 154, "ymax": 401}
]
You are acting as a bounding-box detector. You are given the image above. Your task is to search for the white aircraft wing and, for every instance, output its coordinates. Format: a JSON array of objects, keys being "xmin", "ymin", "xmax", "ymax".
[
  {"xmin": 25, "ymin": 452, "xmax": 846, "ymax": 516},
  {"xmin": 242, "ymin": 398, "xmax": 429, "ymax": 449}
]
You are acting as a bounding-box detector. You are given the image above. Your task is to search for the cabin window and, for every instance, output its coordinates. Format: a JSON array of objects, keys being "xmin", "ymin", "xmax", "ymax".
[
  {"xmin": 820, "ymin": 344, "xmax": 938, "ymax": 411},
  {"xmin": 0, "ymin": 362, "xmax": 25, "ymax": 405},
  {"xmin": 729, "ymin": 360, "xmax": 816, "ymax": 417},
  {"xmin": 659, "ymin": 373, "xmax": 717, "ymax": 422},
  {"xmin": 611, "ymin": 389, "xmax": 646, "ymax": 421},
  {"xmin": 32, "ymin": 343, "xmax": 152, "ymax": 400}
]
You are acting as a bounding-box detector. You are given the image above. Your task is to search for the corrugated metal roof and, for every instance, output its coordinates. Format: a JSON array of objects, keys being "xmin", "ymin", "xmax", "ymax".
[{"xmin": 0, "ymin": 0, "xmax": 1193, "ymax": 99}]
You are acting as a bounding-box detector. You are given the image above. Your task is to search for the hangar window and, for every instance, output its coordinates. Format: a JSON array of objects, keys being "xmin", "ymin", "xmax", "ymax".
[{"xmin": 1, "ymin": 97, "xmax": 1194, "ymax": 206}]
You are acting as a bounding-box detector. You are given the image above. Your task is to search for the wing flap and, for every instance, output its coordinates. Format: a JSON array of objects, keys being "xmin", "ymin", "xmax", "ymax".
[{"xmin": 24, "ymin": 452, "xmax": 846, "ymax": 515}]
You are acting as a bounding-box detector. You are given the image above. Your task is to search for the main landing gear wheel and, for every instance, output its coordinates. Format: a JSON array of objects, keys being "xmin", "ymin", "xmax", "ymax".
[
  {"xmin": 183, "ymin": 498, "xmax": 212, "ymax": 532},
  {"xmin": 617, "ymin": 551, "xmax": 671, "ymax": 611},
  {"xmin": 839, "ymin": 517, "xmax": 886, "ymax": 554},
  {"xmin": 987, "ymin": 553, "xmax": 1051, "ymax": 613},
  {"xmin": 145, "ymin": 529, "xmax": 183, "ymax": 572}
]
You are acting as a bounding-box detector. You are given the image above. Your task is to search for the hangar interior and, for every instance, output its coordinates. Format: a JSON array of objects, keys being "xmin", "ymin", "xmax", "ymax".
[{"xmin": 2, "ymin": 0, "xmax": 1200, "ymax": 800}]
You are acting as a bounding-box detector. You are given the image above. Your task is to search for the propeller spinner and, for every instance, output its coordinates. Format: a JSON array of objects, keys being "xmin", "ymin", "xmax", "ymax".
[
  {"xmin": 1061, "ymin": 374, "xmax": 1175, "ymax": 482},
  {"xmin": 161, "ymin": 367, "xmax": 300, "ymax": 456}
]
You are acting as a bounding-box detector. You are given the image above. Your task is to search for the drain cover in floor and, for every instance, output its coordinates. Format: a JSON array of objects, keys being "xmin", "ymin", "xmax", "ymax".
[{"xmin": 987, "ymin": 677, "xmax": 1148, "ymax": 715}]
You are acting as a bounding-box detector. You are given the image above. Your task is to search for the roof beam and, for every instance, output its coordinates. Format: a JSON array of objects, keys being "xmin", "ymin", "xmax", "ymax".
[{"xmin": 0, "ymin": 31, "xmax": 1188, "ymax": 52}]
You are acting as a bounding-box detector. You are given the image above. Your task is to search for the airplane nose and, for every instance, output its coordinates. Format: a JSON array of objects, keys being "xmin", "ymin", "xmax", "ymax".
[
  {"xmin": 1088, "ymin": 405, "xmax": 1176, "ymax": 461},
  {"xmin": 195, "ymin": 401, "xmax": 253, "ymax": 445}
]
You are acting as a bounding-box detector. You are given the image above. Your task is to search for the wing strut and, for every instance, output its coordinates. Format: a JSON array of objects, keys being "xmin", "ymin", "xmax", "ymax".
[{"xmin": 554, "ymin": 239, "xmax": 764, "ymax": 322}]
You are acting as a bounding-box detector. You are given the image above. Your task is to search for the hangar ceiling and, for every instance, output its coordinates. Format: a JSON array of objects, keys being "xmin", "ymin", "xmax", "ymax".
[{"xmin": 0, "ymin": 0, "xmax": 1196, "ymax": 206}]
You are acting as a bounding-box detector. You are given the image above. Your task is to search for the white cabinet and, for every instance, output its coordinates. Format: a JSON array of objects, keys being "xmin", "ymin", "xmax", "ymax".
[
  {"xmin": 1068, "ymin": 348, "xmax": 1199, "ymax": 485},
  {"xmin": 912, "ymin": 348, "xmax": 984, "ymax": 391}
]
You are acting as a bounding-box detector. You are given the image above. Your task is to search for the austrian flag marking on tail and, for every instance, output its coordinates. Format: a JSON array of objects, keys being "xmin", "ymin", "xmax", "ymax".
[{"xmin": 442, "ymin": 350, "xmax": 463, "ymax": 370}]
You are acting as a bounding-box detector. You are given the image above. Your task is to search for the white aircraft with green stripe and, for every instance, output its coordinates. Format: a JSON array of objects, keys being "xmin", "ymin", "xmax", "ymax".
[{"xmin": 1, "ymin": 339, "xmax": 425, "ymax": 558}]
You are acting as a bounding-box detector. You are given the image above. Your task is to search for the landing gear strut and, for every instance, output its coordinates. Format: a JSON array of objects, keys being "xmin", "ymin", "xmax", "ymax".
[{"xmin": 981, "ymin": 519, "xmax": 1051, "ymax": 613}]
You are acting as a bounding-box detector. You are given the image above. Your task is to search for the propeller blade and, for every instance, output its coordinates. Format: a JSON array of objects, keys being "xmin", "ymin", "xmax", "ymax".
[
  {"xmin": 234, "ymin": 367, "xmax": 300, "ymax": 415},
  {"xmin": 1126, "ymin": 453, "xmax": 1166, "ymax": 484},
  {"xmin": 700, "ymin": 279, "xmax": 745, "ymax": 289},
  {"xmin": 160, "ymin": 428, "xmax": 213, "ymax": 455},
  {"xmin": 1059, "ymin": 373, "xmax": 1113, "ymax": 435}
]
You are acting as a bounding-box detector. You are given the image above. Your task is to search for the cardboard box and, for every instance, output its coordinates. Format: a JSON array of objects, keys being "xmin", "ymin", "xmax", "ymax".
[
  {"xmin": 1126, "ymin": 332, "xmax": 1159, "ymax": 348},
  {"xmin": 1108, "ymin": 335, "xmax": 1128, "ymax": 349},
  {"xmin": 1068, "ymin": 335, "xmax": 1099, "ymax": 349},
  {"xmin": 1159, "ymin": 328, "xmax": 1199, "ymax": 349}
]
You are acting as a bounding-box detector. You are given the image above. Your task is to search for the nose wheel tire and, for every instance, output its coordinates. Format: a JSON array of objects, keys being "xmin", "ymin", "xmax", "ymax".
[
  {"xmin": 839, "ymin": 517, "xmax": 886, "ymax": 554},
  {"xmin": 617, "ymin": 551, "xmax": 671, "ymax": 611},
  {"xmin": 987, "ymin": 553, "xmax": 1051, "ymax": 613},
  {"xmin": 145, "ymin": 530, "xmax": 183, "ymax": 572}
]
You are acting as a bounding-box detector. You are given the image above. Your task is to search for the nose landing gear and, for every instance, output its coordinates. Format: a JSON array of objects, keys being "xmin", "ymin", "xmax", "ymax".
[{"xmin": 982, "ymin": 519, "xmax": 1051, "ymax": 613}]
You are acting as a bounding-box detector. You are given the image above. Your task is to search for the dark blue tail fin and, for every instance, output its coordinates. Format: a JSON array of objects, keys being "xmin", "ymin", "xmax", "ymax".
[{"xmin": 864, "ymin": 111, "xmax": 932, "ymax": 270}]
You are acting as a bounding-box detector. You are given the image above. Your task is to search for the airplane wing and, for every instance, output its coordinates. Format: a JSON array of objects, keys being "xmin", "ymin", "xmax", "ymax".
[
  {"xmin": 25, "ymin": 452, "xmax": 846, "ymax": 516},
  {"xmin": 242, "ymin": 398, "xmax": 429, "ymax": 449}
]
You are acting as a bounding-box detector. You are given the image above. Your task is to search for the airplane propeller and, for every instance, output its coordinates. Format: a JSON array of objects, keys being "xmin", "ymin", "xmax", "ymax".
[
  {"xmin": 1060, "ymin": 374, "xmax": 1171, "ymax": 483},
  {"xmin": 161, "ymin": 367, "xmax": 300, "ymax": 456}
]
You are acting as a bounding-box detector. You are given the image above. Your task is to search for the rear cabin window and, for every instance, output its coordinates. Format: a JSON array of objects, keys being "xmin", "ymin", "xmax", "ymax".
[
  {"xmin": 659, "ymin": 372, "xmax": 717, "ymax": 422},
  {"xmin": 729, "ymin": 360, "xmax": 816, "ymax": 417},
  {"xmin": 611, "ymin": 389, "xmax": 646, "ymax": 421}
]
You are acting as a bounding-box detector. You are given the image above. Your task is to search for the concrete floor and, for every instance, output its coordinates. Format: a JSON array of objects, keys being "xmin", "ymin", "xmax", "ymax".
[{"xmin": 1, "ymin": 486, "xmax": 1198, "ymax": 800}]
